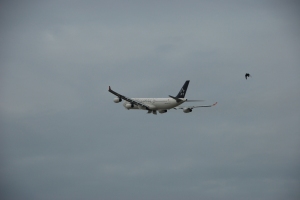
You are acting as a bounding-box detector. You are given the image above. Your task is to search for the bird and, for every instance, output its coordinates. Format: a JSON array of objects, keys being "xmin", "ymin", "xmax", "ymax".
[{"xmin": 245, "ymin": 73, "xmax": 251, "ymax": 80}]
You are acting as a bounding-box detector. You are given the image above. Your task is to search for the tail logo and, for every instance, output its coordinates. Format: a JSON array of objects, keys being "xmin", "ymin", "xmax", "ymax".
[
  {"xmin": 180, "ymin": 88, "xmax": 185, "ymax": 96},
  {"xmin": 176, "ymin": 80, "xmax": 189, "ymax": 98}
]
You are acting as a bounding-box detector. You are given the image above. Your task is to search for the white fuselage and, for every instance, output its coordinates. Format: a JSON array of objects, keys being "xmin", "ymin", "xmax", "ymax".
[{"xmin": 123, "ymin": 98, "xmax": 186, "ymax": 111}]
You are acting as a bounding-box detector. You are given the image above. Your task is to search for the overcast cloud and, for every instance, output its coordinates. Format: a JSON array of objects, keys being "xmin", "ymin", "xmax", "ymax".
[{"xmin": 1, "ymin": 1, "xmax": 300, "ymax": 200}]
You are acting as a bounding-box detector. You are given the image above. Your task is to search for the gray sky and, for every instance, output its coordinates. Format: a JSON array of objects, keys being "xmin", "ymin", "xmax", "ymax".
[{"xmin": 1, "ymin": 1, "xmax": 300, "ymax": 200}]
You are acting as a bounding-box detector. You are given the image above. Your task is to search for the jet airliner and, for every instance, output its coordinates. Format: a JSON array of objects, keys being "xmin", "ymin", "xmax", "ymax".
[{"xmin": 108, "ymin": 80, "xmax": 217, "ymax": 114}]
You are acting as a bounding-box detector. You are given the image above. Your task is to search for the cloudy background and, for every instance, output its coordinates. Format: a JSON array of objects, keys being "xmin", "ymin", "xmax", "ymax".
[{"xmin": 1, "ymin": 1, "xmax": 299, "ymax": 199}]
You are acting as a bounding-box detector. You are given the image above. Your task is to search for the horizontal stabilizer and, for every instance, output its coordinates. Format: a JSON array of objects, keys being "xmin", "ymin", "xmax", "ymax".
[
  {"xmin": 169, "ymin": 95, "xmax": 184, "ymax": 102},
  {"xmin": 186, "ymin": 99, "xmax": 204, "ymax": 102}
]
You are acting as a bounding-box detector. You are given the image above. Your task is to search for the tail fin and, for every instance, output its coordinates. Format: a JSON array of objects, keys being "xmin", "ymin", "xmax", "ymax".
[{"xmin": 176, "ymin": 80, "xmax": 190, "ymax": 98}]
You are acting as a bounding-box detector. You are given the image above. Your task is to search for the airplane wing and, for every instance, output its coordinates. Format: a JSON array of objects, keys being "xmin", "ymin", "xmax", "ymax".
[
  {"xmin": 174, "ymin": 102, "xmax": 217, "ymax": 110},
  {"xmin": 188, "ymin": 102, "xmax": 217, "ymax": 108},
  {"xmin": 108, "ymin": 86, "xmax": 150, "ymax": 110}
]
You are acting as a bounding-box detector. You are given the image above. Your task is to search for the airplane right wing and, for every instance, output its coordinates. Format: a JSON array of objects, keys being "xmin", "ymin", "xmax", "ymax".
[
  {"xmin": 174, "ymin": 102, "xmax": 217, "ymax": 113},
  {"xmin": 188, "ymin": 102, "xmax": 218, "ymax": 108},
  {"xmin": 175, "ymin": 102, "xmax": 217, "ymax": 109},
  {"xmin": 108, "ymin": 86, "xmax": 150, "ymax": 110}
]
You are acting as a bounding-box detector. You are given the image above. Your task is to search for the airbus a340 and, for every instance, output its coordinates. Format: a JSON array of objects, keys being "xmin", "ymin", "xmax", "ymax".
[{"xmin": 108, "ymin": 80, "xmax": 217, "ymax": 114}]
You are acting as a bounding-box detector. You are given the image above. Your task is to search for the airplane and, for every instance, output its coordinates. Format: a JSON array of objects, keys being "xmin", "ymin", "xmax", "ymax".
[{"xmin": 108, "ymin": 80, "xmax": 217, "ymax": 114}]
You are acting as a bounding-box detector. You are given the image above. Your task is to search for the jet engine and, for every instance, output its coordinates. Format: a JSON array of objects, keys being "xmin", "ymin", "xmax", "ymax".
[
  {"xmin": 125, "ymin": 103, "xmax": 135, "ymax": 109},
  {"xmin": 183, "ymin": 108, "xmax": 192, "ymax": 113},
  {"xmin": 114, "ymin": 98, "xmax": 122, "ymax": 103},
  {"xmin": 158, "ymin": 110, "xmax": 167, "ymax": 114}
]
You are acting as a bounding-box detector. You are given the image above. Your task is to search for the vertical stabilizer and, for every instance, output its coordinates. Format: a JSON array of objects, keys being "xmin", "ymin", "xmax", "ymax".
[{"xmin": 176, "ymin": 80, "xmax": 190, "ymax": 98}]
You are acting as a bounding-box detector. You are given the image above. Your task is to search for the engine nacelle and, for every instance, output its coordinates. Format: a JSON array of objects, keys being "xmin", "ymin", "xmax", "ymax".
[
  {"xmin": 125, "ymin": 103, "xmax": 135, "ymax": 109},
  {"xmin": 183, "ymin": 108, "xmax": 192, "ymax": 113},
  {"xmin": 114, "ymin": 98, "xmax": 122, "ymax": 103},
  {"xmin": 158, "ymin": 110, "xmax": 167, "ymax": 114}
]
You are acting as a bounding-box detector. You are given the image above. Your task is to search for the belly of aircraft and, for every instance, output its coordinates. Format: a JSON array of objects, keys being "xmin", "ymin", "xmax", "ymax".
[
  {"xmin": 152, "ymin": 99, "xmax": 180, "ymax": 110},
  {"xmin": 128, "ymin": 98, "xmax": 182, "ymax": 110}
]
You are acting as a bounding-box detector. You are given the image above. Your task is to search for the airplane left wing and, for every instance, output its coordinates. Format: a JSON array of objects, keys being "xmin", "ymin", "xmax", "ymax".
[{"xmin": 108, "ymin": 86, "xmax": 150, "ymax": 110}]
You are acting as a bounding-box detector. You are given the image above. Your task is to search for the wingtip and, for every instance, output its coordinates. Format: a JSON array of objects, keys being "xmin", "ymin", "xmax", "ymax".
[
  {"xmin": 108, "ymin": 86, "xmax": 111, "ymax": 90},
  {"xmin": 213, "ymin": 102, "xmax": 217, "ymax": 106}
]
